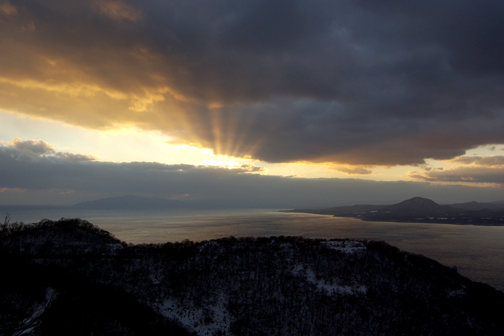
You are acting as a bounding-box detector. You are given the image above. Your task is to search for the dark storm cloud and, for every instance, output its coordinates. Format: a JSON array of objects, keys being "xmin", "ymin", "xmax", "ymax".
[
  {"xmin": 2, "ymin": 0, "xmax": 504, "ymax": 166},
  {"xmin": 1, "ymin": 140, "xmax": 503, "ymax": 206}
]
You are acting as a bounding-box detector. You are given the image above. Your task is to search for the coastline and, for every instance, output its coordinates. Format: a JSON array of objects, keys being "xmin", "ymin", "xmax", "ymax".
[{"xmin": 284, "ymin": 209, "xmax": 504, "ymax": 226}]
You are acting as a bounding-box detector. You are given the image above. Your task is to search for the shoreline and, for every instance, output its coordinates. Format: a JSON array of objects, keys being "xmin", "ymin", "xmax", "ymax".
[{"xmin": 284, "ymin": 209, "xmax": 504, "ymax": 226}]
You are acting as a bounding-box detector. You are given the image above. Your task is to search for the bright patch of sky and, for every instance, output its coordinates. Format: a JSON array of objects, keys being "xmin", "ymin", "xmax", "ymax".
[
  {"xmin": 0, "ymin": 111, "xmax": 347, "ymax": 178},
  {"xmin": 2, "ymin": 111, "xmax": 501, "ymax": 183}
]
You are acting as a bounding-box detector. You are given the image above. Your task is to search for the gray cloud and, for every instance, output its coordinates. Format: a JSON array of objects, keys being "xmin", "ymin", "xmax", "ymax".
[
  {"xmin": 1, "ymin": 140, "xmax": 503, "ymax": 207},
  {"xmin": 451, "ymin": 156, "xmax": 504, "ymax": 167},
  {"xmin": 410, "ymin": 154, "xmax": 504, "ymax": 186},
  {"xmin": 1, "ymin": 0, "xmax": 504, "ymax": 166},
  {"xmin": 54, "ymin": 152, "xmax": 96, "ymax": 162},
  {"xmin": 4, "ymin": 138, "xmax": 96, "ymax": 163},
  {"xmin": 408, "ymin": 166, "xmax": 504, "ymax": 187},
  {"xmin": 9, "ymin": 137, "xmax": 54, "ymax": 155}
]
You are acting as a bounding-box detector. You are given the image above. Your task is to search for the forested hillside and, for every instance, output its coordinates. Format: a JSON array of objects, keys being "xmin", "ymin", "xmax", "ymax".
[{"xmin": 1, "ymin": 219, "xmax": 503, "ymax": 335}]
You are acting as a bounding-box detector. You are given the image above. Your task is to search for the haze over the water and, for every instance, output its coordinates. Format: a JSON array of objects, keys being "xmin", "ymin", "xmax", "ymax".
[{"xmin": 1, "ymin": 0, "xmax": 504, "ymax": 206}]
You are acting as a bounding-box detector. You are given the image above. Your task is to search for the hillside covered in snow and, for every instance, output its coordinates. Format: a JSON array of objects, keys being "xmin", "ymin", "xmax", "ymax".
[{"xmin": 1, "ymin": 219, "xmax": 504, "ymax": 335}]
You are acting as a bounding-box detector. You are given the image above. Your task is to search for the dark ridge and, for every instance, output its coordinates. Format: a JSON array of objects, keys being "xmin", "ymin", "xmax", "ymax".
[
  {"xmin": 0, "ymin": 218, "xmax": 121, "ymax": 243},
  {"xmin": 385, "ymin": 196, "xmax": 442, "ymax": 211},
  {"xmin": 288, "ymin": 197, "xmax": 504, "ymax": 225},
  {"xmin": 1, "ymin": 219, "xmax": 504, "ymax": 335},
  {"xmin": 381, "ymin": 197, "xmax": 453, "ymax": 216},
  {"xmin": 449, "ymin": 200, "xmax": 504, "ymax": 211}
]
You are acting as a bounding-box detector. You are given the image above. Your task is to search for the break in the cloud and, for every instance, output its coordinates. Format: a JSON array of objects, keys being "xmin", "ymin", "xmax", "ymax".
[
  {"xmin": 1, "ymin": 0, "xmax": 504, "ymax": 167},
  {"xmin": 1, "ymin": 138, "xmax": 503, "ymax": 207}
]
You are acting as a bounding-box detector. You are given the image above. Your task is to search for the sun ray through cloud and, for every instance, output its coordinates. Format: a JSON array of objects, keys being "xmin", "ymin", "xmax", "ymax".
[{"xmin": 0, "ymin": 0, "xmax": 503, "ymax": 206}]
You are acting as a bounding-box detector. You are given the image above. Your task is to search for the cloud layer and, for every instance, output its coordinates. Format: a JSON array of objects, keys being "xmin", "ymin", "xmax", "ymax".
[
  {"xmin": 1, "ymin": 0, "xmax": 504, "ymax": 166},
  {"xmin": 408, "ymin": 155, "xmax": 504, "ymax": 187},
  {"xmin": 1, "ymin": 139, "xmax": 503, "ymax": 207}
]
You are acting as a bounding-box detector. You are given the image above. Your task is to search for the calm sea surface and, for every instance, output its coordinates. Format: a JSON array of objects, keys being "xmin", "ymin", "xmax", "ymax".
[{"xmin": 2, "ymin": 206, "xmax": 504, "ymax": 292}]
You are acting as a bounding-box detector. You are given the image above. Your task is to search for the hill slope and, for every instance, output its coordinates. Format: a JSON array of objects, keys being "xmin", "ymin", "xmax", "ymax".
[
  {"xmin": 1, "ymin": 219, "xmax": 504, "ymax": 335},
  {"xmin": 383, "ymin": 197, "xmax": 452, "ymax": 216}
]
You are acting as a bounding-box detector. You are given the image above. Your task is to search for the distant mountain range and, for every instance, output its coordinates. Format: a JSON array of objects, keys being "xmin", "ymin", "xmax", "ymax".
[
  {"xmin": 449, "ymin": 200, "xmax": 504, "ymax": 211},
  {"xmin": 73, "ymin": 196, "xmax": 504, "ymax": 226},
  {"xmin": 288, "ymin": 197, "xmax": 504, "ymax": 226}
]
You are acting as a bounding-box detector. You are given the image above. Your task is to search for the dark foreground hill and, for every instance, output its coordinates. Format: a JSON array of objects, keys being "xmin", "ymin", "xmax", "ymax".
[
  {"xmin": 288, "ymin": 197, "xmax": 504, "ymax": 225},
  {"xmin": 1, "ymin": 219, "xmax": 504, "ymax": 335}
]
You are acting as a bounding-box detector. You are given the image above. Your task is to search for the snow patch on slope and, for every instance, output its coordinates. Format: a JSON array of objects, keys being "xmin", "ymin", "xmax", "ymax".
[
  {"xmin": 157, "ymin": 291, "xmax": 231, "ymax": 336},
  {"xmin": 17, "ymin": 288, "xmax": 57, "ymax": 335},
  {"xmin": 447, "ymin": 287, "xmax": 467, "ymax": 298},
  {"xmin": 321, "ymin": 240, "xmax": 366, "ymax": 254},
  {"xmin": 292, "ymin": 264, "xmax": 367, "ymax": 296}
]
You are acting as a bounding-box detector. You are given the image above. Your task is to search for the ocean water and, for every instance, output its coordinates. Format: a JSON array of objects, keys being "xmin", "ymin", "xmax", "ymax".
[{"xmin": 2, "ymin": 206, "xmax": 504, "ymax": 292}]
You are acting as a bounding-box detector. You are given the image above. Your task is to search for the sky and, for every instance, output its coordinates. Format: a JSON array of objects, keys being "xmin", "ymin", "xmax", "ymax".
[{"xmin": 1, "ymin": 0, "xmax": 504, "ymax": 207}]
